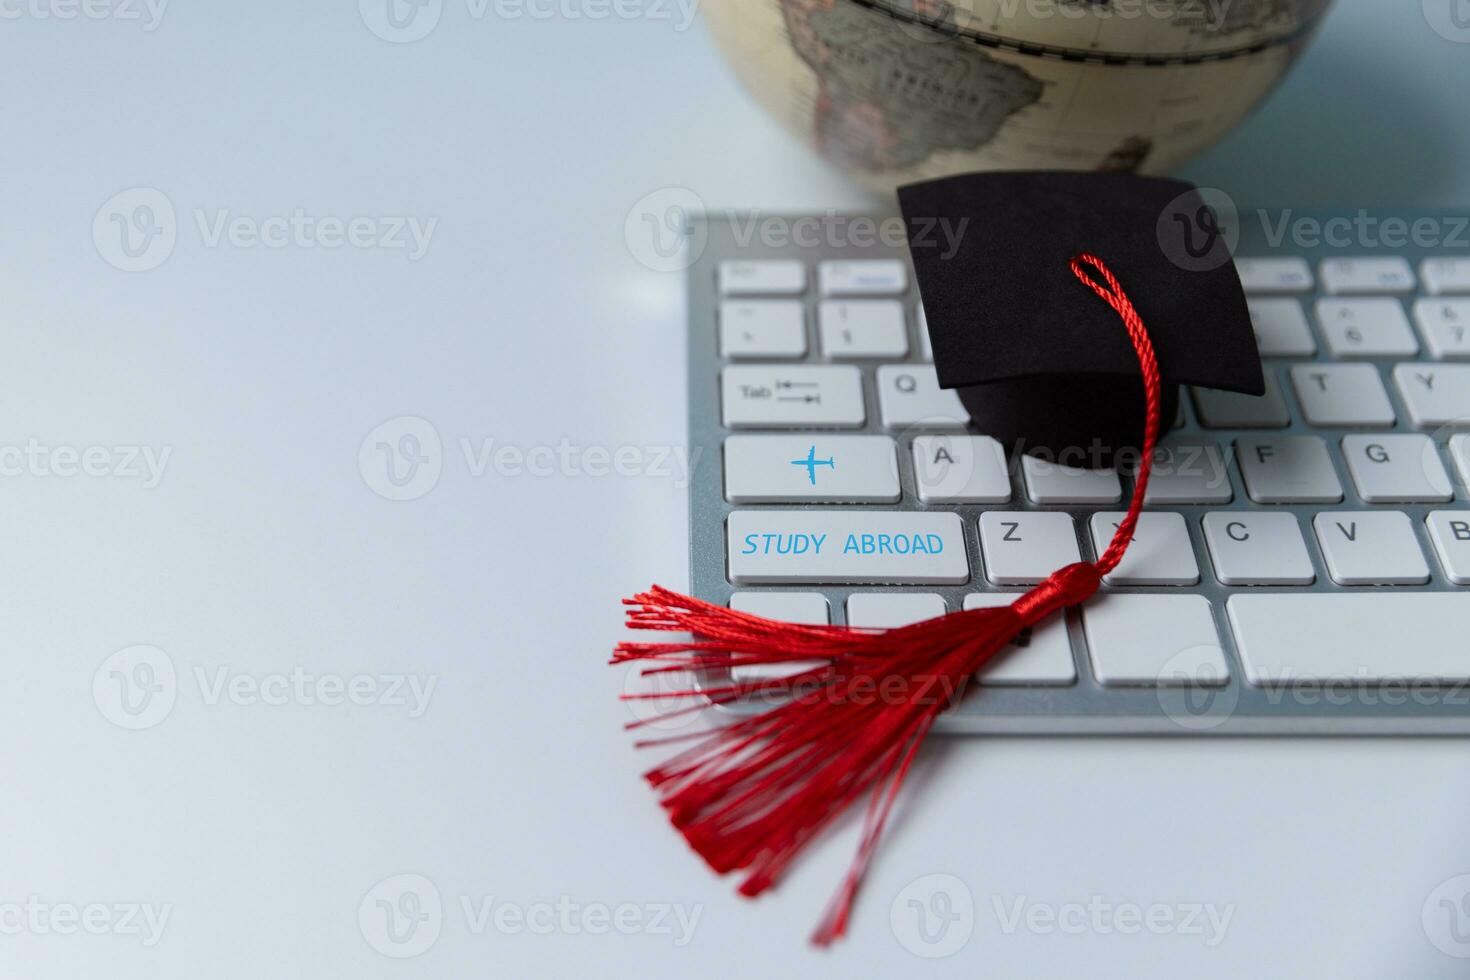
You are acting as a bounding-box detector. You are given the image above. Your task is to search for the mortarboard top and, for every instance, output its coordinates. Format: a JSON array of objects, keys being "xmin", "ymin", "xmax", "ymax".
[{"xmin": 899, "ymin": 171, "xmax": 1264, "ymax": 469}]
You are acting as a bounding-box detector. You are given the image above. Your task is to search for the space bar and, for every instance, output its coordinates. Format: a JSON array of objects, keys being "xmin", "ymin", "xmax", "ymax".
[
  {"xmin": 1227, "ymin": 594, "xmax": 1470, "ymax": 684},
  {"xmin": 727, "ymin": 511, "xmax": 969, "ymax": 585}
]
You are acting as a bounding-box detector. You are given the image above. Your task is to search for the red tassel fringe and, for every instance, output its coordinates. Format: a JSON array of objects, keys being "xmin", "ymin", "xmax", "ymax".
[{"xmin": 612, "ymin": 254, "xmax": 1164, "ymax": 945}]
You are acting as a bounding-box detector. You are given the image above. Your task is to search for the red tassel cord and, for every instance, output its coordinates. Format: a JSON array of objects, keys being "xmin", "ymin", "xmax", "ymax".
[{"xmin": 612, "ymin": 254, "xmax": 1163, "ymax": 945}]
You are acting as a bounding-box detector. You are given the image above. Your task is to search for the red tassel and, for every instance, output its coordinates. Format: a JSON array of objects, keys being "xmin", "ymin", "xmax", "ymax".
[{"xmin": 612, "ymin": 254, "xmax": 1164, "ymax": 945}]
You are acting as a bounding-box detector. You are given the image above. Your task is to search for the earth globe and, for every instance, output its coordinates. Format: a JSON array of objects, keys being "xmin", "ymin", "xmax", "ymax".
[{"xmin": 702, "ymin": 0, "xmax": 1336, "ymax": 195}]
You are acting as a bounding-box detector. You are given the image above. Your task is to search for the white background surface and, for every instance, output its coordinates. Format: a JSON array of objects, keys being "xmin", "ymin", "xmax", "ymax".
[{"xmin": 2, "ymin": 1, "xmax": 1470, "ymax": 976}]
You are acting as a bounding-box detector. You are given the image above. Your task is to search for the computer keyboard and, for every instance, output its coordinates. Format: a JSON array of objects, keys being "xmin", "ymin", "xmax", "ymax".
[{"xmin": 685, "ymin": 212, "xmax": 1470, "ymax": 734}]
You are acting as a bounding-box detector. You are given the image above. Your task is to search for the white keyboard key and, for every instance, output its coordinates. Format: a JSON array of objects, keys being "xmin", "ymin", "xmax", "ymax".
[
  {"xmin": 719, "ymin": 300, "xmax": 807, "ymax": 359},
  {"xmin": 1193, "ymin": 374, "xmax": 1291, "ymax": 429},
  {"xmin": 728, "ymin": 593, "xmax": 829, "ymax": 684},
  {"xmin": 1082, "ymin": 595, "xmax": 1228, "ymax": 687},
  {"xmin": 719, "ymin": 259, "xmax": 805, "ymax": 296},
  {"xmin": 1202, "ymin": 512, "xmax": 1315, "ymax": 586},
  {"xmin": 1423, "ymin": 257, "xmax": 1470, "ymax": 296},
  {"xmin": 1340, "ymin": 434, "xmax": 1453, "ymax": 503},
  {"xmin": 721, "ymin": 366, "xmax": 865, "ymax": 429},
  {"xmin": 1315, "ymin": 299, "xmax": 1418, "ymax": 357},
  {"xmin": 875, "ymin": 365, "xmax": 970, "ymax": 430},
  {"xmin": 1141, "ymin": 441, "xmax": 1233, "ymax": 505},
  {"xmin": 1451, "ymin": 434, "xmax": 1470, "ymax": 490},
  {"xmin": 1021, "ymin": 456, "xmax": 1122, "ymax": 505},
  {"xmin": 817, "ymin": 300, "xmax": 908, "ymax": 358},
  {"xmin": 1320, "ymin": 257, "xmax": 1416, "ymax": 295},
  {"xmin": 1228, "ymin": 594, "xmax": 1470, "ymax": 684},
  {"xmin": 1236, "ymin": 436, "xmax": 1344, "ymax": 504},
  {"xmin": 1427, "ymin": 512, "xmax": 1470, "ymax": 584},
  {"xmin": 979, "ymin": 512, "xmax": 1080, "ymax": 586},
  {"xmin": 723, "ymin": 435, "xmax": 899, "ymax": 504},
  {"xmin": 818, "ymin": 259, "xmax": 907, "ymax": 296},
  {"xmin": 964, "ymin": 593, "xmax": 1077, "ymax": 686},
  {"xmin": 1313, "ymin": 511, "xmax": 1430, "ymax": 585},
  {"xmin": 1088, "ymin": 512, "xmax": 1200, "ymax": 586},
  {"xmin": 1235, "ymin": 257, "xmax": 1313, "ymax": 294},
  {"xmin": 912, "ymin": 435, "xmax": 1012, "ymax": 504},
  {"xmin": 1247, "ymin": 299, "xmax": 1317, "ymax": 356},
  {"xmin": 915, "ymin": 302, "xmax": 933, "ymax": 360},
  {"xmin": 1289, "ymin": 364, "xmax": 1396, "ymax": 427},
  {"xmin": 1413, "ymin": 299, "xmax": 1470, "ymax": 359},
  {"xmin": 846, "ymin": 593, "xmax": 945, "ymax": 628},
  {"xmin": 727, "ymin": 511, "xmax": 968, "ymax": 585},
  {"xmin": 1394, "ymin": 364, "xmax": 1470, "ymax": 427}
]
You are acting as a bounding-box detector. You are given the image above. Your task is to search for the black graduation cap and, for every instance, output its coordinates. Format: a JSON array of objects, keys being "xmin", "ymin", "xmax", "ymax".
[{"xmin": 899, "ymin": 172, "xmax": 1264, "ymax": 469}]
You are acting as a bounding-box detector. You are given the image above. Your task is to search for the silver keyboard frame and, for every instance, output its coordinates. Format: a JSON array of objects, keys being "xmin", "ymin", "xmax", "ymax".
[{"xmin": 686, "ymin": 211, "xmax": 1470, "ymax": 735}]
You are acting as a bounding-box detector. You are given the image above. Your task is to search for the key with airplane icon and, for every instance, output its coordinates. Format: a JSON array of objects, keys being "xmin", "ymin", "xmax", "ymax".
[{"xmin": 723, "ymin": 435, "xmax": 900, "ymax": 503}]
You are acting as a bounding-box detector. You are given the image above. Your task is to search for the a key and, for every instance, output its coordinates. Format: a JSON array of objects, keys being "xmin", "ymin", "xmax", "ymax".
[
  {"xmin": 1393, "ymin": 364, "xmax": 1470, "ymax": 427},
  {"xmin": 1247, "ymin": 298, "xmax": 1317, "ymax": 356},
  {"xmin": 1427, "ymin": 512, "xmax": 1470, "ymax": 585},
  {"xmin": 979, "ymin": 512, "xmax": 1080, "ymax": 586},
  {"xmin": 915, "ymin": 302, "xmax": 933, "ymax": 360},
  {"xmin": 1315, "ymin": 299, "xmax": 1418, "ymax": 357},
  {"xmin": 964, "ymin": 593, "xmax": 1077, "ymax": 686},
  {"xmin": 1088, "ymin": 512, "xmax": 1200, "ymax": 586},
  {"xmin": 727, "ymin": 511, "xmax": 968, "ymax": 585},
  {"xmin": 1236, "ymin": 436, "xmax": 1344, "ymax": 504},
  {"xmin": 1021, "ymin": 456, "xmax": 1122, "ymax": 505},
  {"xmin": 1413, "ymin": 299, "xmax": 1470, "ymax": 359},
  {"xmin": 911, "ymin": 435, "xmax": 1012, "ymax": 504},
  {"xmin": 1193, "ymin": 374, "xmax": 1291, "ymax": 429},
  {"xmin": 1228, "ymin": 594, "xmax": 1470, "ymax": 684},
  {"xmin": 875, "ymin": 365, "xmax": 970, "ymax": 429},
  {"xmin": 1450, "ymin": 434, "xmax": 1470, "ymax": 490},
  {"xmin": 719, "ymin": 259, "xmax": 806, "ymax": 296},
  {"xmin": 1141, "ymin": 440, "xmax": 1233, "ymax": 504},
  {"xmin": 817, "ymin": 300, "xmax": 908, "ymax": 358},
  {"xmin": 1423, "ymin": 257, "xmax": 1470, "ymax": 296},
  {"xmin": 1340, "ymin": 434, "xmax": 1453, "ymax": 503},
  {"xmin": 1320, "ymin": 257, "xmax": 1416, "ymax": 295},
  {"xmin": 1312, "ymin": 511, "xmax": 1430, "ymax": 585},
  {"xmin": 1290, "ymin": 364, "xmax": 1396, "ymax": 427},
  {"xmin": 1202, "ymin": 512, "xmax": 1316, "ymax": 586},
  {"xmin": 721, "ymin": 366, "xmax": 865, "ymax": 429},
  {"xmin": 1235, "ymin": 257, "xmax": 1313, "ymax": 294},
  {"xmin": 1082, "ymin": 595, "xmax": 1228, "ymax": 687},
  {"xmin": 723, "ymin": 435, "xmax": 900, "ymax": 503},
  {"xmin": 846, "ymin": 593, "xmax": 946, "ymax": 628},
  {"xmin": 728, "ymin": 593, "xmax": 830, "ymax": 684},
  {"xmin": 719, "ymin": 300, "xmax": 807, "ymax": 359},
  {"xmin": 818, "ymin": 259, "xmax": 907, "ymax": 296}
]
